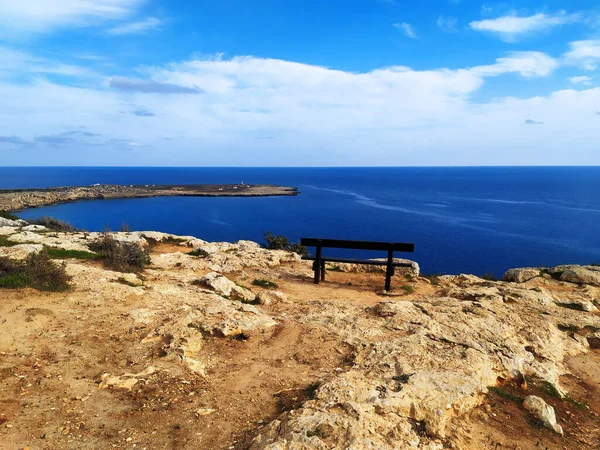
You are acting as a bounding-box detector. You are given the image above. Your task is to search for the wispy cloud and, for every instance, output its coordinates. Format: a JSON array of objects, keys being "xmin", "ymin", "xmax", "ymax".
[
  {"xmin": 107, "ymin": 17, "xmax": 162, "ymax": 35},
  {"xmin": 472, "ymin": 52, "xmax": 558, "ymax": 78},
  {"xmin": 470, "ymin": 11, "xmax": 580, "ymax": 42},
  {"xmin": 524, "ymin": 119, "xmax": 544, "ymax": 125},
  {"xmin": 437, "ymin": 16, "xmax": 458, "ymax": 33},
  {"xmin": 569, "ymin": 75, "xmax": 593, "ymax": 86},
  {"xmin": 0, "ymin": 135, "xmax": 26, "ymax": 145},
  {"xmin": 0, "ymin": 0, "xmax": 144, "ymax": 35},
  {"xmin": 564, "ymin": 40, "xmax": 600, "ymax": 71},
  {"xmin": 131, "ymin": 107, "xmax": 155, "ymax": 117},
  {"xmin": 393, "ymin": 22, "xmax": 418, "ymax": 39},
  {"xmin": 109, "ymin": 76, "xmax": 201, "ymax": 94}
]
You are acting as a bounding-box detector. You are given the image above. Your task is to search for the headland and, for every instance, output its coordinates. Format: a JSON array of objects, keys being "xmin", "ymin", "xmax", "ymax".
[{"xmin": 0, "ymin": 183, "xmax": 298, "ymax": 212}]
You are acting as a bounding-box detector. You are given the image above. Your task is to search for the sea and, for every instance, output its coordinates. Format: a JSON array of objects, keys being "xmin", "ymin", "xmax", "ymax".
[{"xmin": 1, "ymin": 166, "xmax": 599, "ymax": 277}]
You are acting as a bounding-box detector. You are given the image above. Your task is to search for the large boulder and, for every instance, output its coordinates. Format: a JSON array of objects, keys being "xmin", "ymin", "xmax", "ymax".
[
  {"xmin": 503, "ymin": 267, "xmax": 541, "ymax": 283},
  {"xmin": 0, "ymin": 243, "xmax": 44, "ymax": 260},
  {"xmin": 196, "ymin": 272, "xmax": 256, "ymax": 303},
  {"xmin": 0, "ymin": 217, "xmax": 27, "ymax": 227},
  {"xmin": 558, "ymin": 265, "xmax": 600, "ymax": 287}
]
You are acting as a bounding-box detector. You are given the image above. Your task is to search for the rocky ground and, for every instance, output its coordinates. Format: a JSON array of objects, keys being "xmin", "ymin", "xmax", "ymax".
[
  {"xmin": 1, "ymin": 218, "xmax": 599, "ymax": 449},
  {"xmin": 0, "ymin": 184, "xmax": 298, "ymax": 212}
]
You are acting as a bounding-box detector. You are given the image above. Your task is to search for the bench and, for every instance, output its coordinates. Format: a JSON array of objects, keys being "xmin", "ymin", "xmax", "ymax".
[{"xmin": 300, "ymin": 238, "xmax": 415, "ymax": 291}]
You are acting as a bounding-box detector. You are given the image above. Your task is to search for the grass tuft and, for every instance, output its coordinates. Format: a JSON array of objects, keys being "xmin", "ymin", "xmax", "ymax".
[
  {"xmin": 0, "ymin": 237, "xmax": 20, "ymax": 247},
  {"xmin": 488, "ymin": 386, "xmax": 525, "ymax": 403},
  {"xmin": 252, "ymin": 279, "xmax": 279, "ymax": 289},
  {"xmin": 400, "ymin": 285, "xmax": 415, "ymax": 294},
  {"xmin": 0, "ymin": 252, "xmax": 71, "ymax": 292},
  {"xmin": 28, "ymin": 217, "xmax": 78, "ymax": 232},
  {"xmin": 262, "ymin": 232, "xmax": 307, "ymax": 256},
  {"xmin": 0, "ymin": 211, "xmax": 20, "ymax": 221},
  {"xmin": 45, "ymin": 247, "xmax": 101, "ymax": 260},
  {"xmin": 189, "ymin": 248, "xmax": 210, "ymax": 258}
]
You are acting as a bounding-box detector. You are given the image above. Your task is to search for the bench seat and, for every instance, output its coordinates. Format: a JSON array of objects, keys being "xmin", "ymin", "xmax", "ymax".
[
  {"xmin": 300, "ymin": 237, "xmax": 415, "ymax": 291},
  {"xmin": 302, "ymin": 255, "xmax": 413, "ymax": 267}
]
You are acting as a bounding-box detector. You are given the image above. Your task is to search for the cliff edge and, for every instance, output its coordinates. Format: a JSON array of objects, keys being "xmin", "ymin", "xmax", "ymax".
[{"xmin": 0, "ymin": 218, "xmax": 599, "ymax": 449}]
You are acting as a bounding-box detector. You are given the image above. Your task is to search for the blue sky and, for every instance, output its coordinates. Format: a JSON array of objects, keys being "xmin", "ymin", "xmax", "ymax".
[{"xmin": 1, "ymin": 0, "xmax": 600, "ymax": 166}]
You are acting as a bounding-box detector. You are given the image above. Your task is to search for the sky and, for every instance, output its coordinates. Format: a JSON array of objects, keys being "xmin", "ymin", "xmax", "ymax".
[{"xmin": 1, "ymin": 0, "xmax": 600, "ymax": 166}]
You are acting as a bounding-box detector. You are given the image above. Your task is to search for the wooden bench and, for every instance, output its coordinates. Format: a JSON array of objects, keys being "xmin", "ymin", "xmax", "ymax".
[{"xmin": 300, "ymin": 238, "xmax": 415, "ymax": 291}]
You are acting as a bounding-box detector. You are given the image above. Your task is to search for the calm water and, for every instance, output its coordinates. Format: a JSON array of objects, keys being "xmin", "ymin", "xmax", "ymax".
[{"xmin": 1, "ymin": 167, "xmax": 599, "ymax": 277}]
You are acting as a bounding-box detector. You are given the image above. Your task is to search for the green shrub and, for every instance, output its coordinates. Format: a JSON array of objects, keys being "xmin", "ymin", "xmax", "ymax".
[
  {"xmin": 0, "ymin": 252, "xmax": 71, "ymax": 292},
  {"xmin": 189, "ymin": 248, "xmax": 210, "ymax": 258},
  {"xmin": 400, "ymin": 285, "xmax": 414, "ymax": 294},
  {"xmin": 0, "ymin": 211, "xmax": 20, "ymax": 221},
  {"xmin": 0, "ymin": 237, "xmax": 19, "ymax": 247},
  {"xmin": 45, "ymin": 248, "xmax": 102, "ymax": 260},
  {"xmin": 252, "ymin": 279, "xmax": 279, "ymax": 289},
  {"xmin": 0, "ymin": 273, "xmax": 31, "ymax": 289},
  {"xmin": 89, "ymin": 233, "xmax": 149, "ymax": 272},
  {"xmin": 262, "ymin": 232, "xmax": 307, "ymax": 256},
  {"xmin": 29, "ymin": 217, "xmax": 77, "ymax": 232},
  {"xmin": 481, "ymin": 273, "xmax": 499, "ymax": 281},
  {"xmin": 488, "ymin": 386, "xmax": 524, "ymax": 403}
]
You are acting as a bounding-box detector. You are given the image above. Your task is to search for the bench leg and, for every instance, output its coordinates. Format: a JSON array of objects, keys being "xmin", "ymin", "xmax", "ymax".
[
  {"xmin": 385, "ymin": 250, "xmax": 394, "ymax": 291},
  {"xmin": 321, "ymin": 260, "xmax": 326, "ymax": 281},
  {"xmin": 314, "ymin": 245, "xmax": 322, "ymax": 284}
]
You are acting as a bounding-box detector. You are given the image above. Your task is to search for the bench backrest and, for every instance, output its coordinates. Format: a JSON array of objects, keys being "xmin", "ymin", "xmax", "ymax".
[{"xmin": 300, "ymin": 238, "xmax": 414, "ymax": 253}]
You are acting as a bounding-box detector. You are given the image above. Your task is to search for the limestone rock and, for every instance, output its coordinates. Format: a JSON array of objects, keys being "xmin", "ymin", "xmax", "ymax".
[
  {"xmin": 329, "ymin": 258, "xmax": 420, "ymax": 277},
  {"xmin": 559, "ymin": 265, "xmax": 600, "ymax": 287},
  {"xmin": 503, "ymin": 268, "xmax": 541, "ymax": 283},
  {"xmin": 0, "ymin": 217, "xmax": 27, "ymax": 227},
  {"xmin": 523, "ymin": 395, "xmax": 563, "ymax": 435},
  {"xmin": 256, "ymin": 290, "xmax": 288, "ymax": 305},
  {"xmin": 99, "ymin": 367, "xmax": 158, "ymax": 390},
  {"xmin": 196, "ymin": 272, "xmax": 256, "ymax": 303},
  {"xmin": 0, "ymin": 243, "xmax": 44, "ymax": 260}
]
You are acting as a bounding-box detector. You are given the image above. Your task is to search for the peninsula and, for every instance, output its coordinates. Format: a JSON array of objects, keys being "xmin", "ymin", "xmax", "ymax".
[{"xmin": 0, "ymin": 183, "xmax": 298, "ymax": 212}]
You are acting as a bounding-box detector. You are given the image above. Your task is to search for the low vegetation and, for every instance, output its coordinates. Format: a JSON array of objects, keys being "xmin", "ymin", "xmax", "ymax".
[
  {"xmin": 189, "ymin": 248, "xmax": 209, "ymax": 258},
  {"xmin": 252, "ymin": 279, "xmax": 279, "ymax": 289},
  {"xmin": 45, "ymin": 247, "xmax": 102, "ymax": 260},
  {"xmin": 481, "ymin": 273, "xmax": 499, "ymax": 281},
  {"xmin": 88, "ymin": 233, "xmax": 150, "ymax": 272},
  {"xmin": 0, "ymin": 211, "xmax": 20, "ymax": 221},
  {"xmin": 29, "ymin": 216, "xmax": 78, "ymax": 232},
  {"xmin": 262, "ymin": 232, "xmax": 307, "ymax": 256},
  {"xmin": 488, "ymin": 386, "xmax": 525, "ymax": 404},
  {"xmin": 400, "ymin": 285, "xmax": 415, "ymax": 294},
  {"xmin": 0, "ymin": 252, "xmax": 71, "ymax": 291},
  {"xmin": 0, "ymin": 237, "xmax": 19, "ymax": 247}
]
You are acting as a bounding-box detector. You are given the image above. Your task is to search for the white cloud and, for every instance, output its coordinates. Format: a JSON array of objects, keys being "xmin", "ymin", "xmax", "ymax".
[
  {"xmin": 569, "ymin": 76, "xmax": 594, "ymax": 85},
  {"xmin": 564, "ymin": 40, "xmax": 600, "ymax": 71},
  {"xmin": 0, "ymin": 47, "xmax": 97, "ymax": 79},
  {"xmin": 470, "ymin": 12, "xmax": 580, "ymax": 42},
  {"xmin": 472, "ymin": 52, "xmax": 558, "ymax": 78},
  {"xmin": 437, "ymin": 16, "xmax": 458, "ymax": 33},
  {"xmin": 393, "ymin": 22, "xmax": 418, "ymax": 39},
  {"xmin": 107, "ymin": 17, "xmax": 162, "ymax": 35},
  {"xmin": 1, "ymin": 52, "xmax": 598, "ymax": 166},
  {"xmin": 0, "ymin": 0, "xmax": 143, "ymax": 35}
]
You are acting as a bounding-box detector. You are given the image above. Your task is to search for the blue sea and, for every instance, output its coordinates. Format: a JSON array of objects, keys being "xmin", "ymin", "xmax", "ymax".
[{"xmin": 1, "ymin": 167, "xmax": 599, "ymax": 277}]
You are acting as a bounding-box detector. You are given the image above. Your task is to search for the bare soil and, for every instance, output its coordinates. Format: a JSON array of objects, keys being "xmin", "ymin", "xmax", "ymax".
[{"xmin": 0, "ymin": 254, "xmax": 598, "ymax": 450}]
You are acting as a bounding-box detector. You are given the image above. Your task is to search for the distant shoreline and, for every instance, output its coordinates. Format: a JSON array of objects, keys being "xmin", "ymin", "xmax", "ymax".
[{"xmin": 0, "ymin": 184, "xmax": 299, "ymax": 212}]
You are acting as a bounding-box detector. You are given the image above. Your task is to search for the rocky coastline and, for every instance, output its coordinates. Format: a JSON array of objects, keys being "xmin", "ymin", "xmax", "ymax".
[
  {"xmin": 0, "ymin": 183, "xmax": 299, "ymax": 212},
  {"xmin": 0, "ymin": 217, "xmax": 599, "ymax": 449}
]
